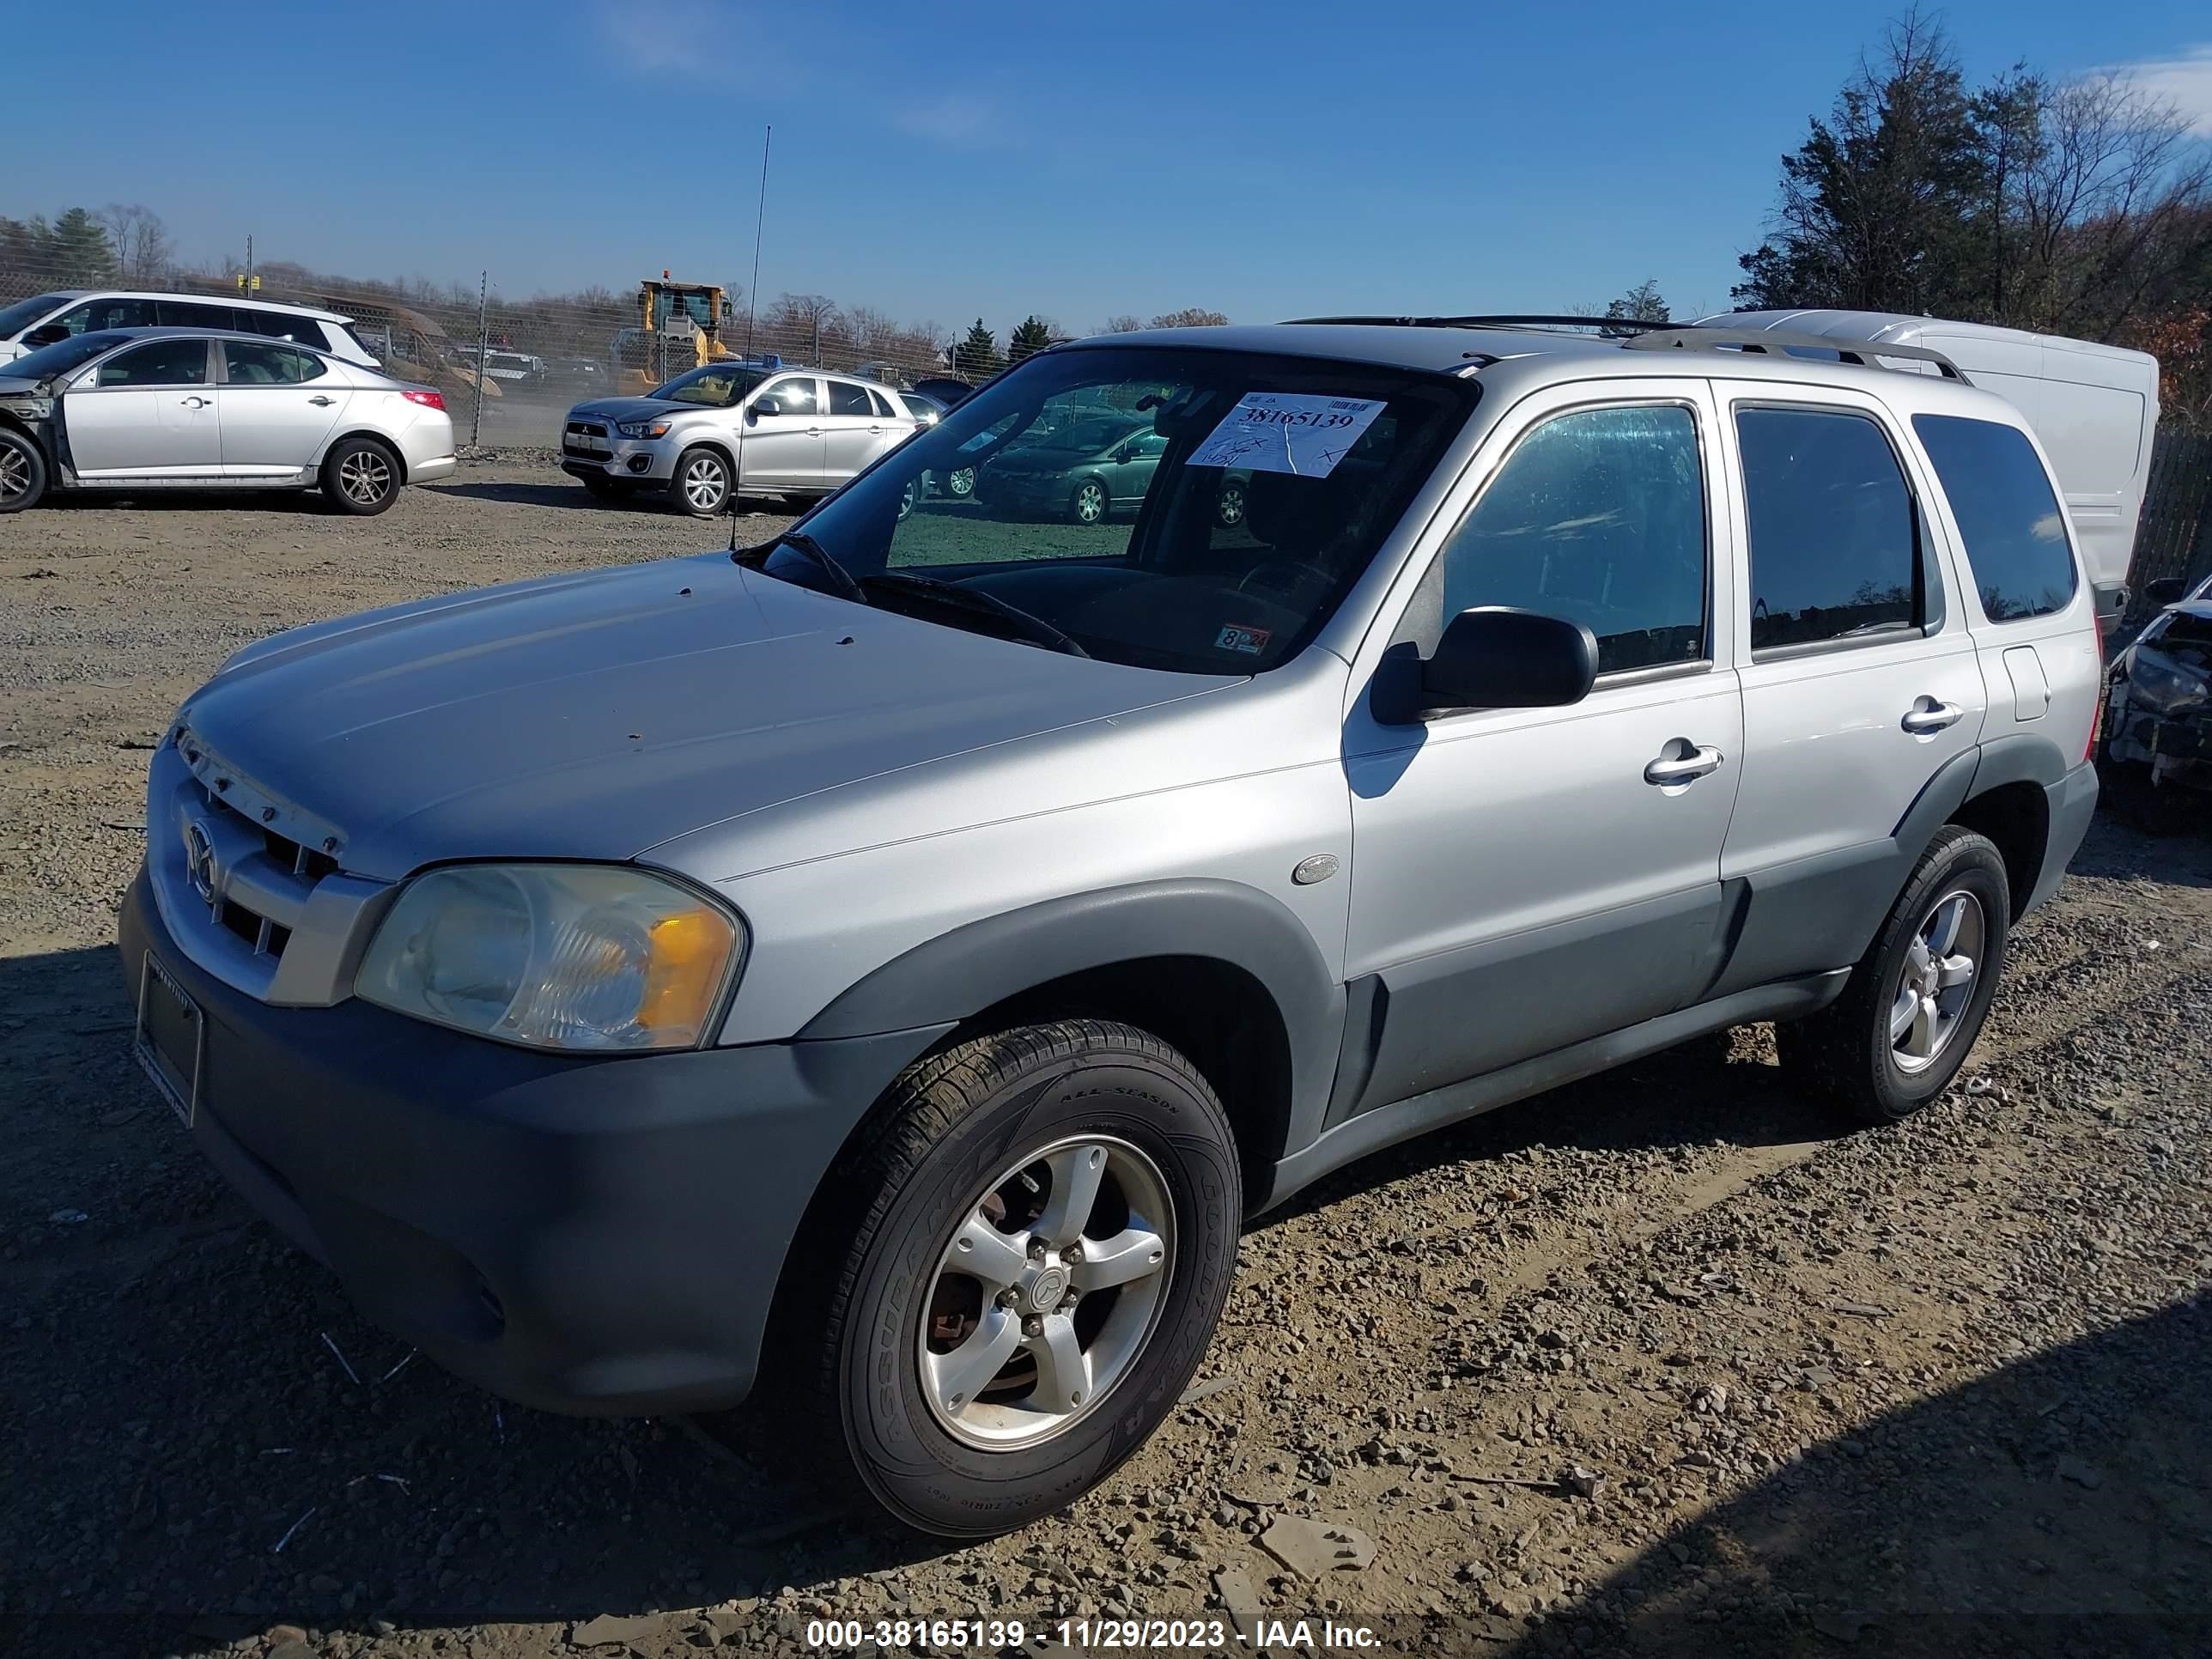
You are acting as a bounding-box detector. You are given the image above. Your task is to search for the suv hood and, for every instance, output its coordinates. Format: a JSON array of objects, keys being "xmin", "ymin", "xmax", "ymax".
[
  {"xmin": 177, "ymin": 554, "xmax": 1224, "ymax": 882},
  {"xmin": 567, "ymin": 395, "xmax": 707, "ymax": 423}
]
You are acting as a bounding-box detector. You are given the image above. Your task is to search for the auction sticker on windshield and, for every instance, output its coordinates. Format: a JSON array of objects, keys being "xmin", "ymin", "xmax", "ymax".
[{"xmin": 1188, "ymin": 392, "xmax": 1386, "ymax": 477}]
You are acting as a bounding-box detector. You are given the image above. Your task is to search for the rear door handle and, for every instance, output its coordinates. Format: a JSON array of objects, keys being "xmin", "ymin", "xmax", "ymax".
[
  {"xmin": 180, "ymin": 396, "xmax": 210, "ymax": 408},
  {"xmin": 1901, "ymin": 700, "xmax": 1965, "ymax": 734},
  {"xmin": 308, "ymin": 395, "xmax": 333, "ymax": 407},
  {"xmin": 1644, "ymin": 744, "xmax": 1724, "ymax": 785}
]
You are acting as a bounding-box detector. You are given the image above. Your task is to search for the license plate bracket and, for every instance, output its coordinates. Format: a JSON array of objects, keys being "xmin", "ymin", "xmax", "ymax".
[{"xmin": 134, "ymin": 951, "xmax": 204, "ymax": 1127}]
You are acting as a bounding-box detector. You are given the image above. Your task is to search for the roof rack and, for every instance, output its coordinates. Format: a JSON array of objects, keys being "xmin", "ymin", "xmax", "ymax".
[
  {"xmin": 1285, "ymin": 313, "xmax": 1673, "ymax": 335},
  {"xmin": 1622, "ymin": 325, "xmax": 1970, "ymax": 382}
]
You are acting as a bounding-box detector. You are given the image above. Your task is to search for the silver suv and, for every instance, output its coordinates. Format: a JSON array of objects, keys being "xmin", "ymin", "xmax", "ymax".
[
  {"xmin": 560, "ymin": 360, "xmax": 929, "ymax": 514},
  {"xmin": 120, "ymin": 319, "xmax": 2101, "ymax": 1538}
]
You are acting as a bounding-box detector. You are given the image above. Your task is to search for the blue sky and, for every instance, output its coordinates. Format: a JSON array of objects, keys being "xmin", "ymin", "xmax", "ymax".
[{"xmin": 6, "ymin": 1, "xmax": 2208, "ymax": 341}]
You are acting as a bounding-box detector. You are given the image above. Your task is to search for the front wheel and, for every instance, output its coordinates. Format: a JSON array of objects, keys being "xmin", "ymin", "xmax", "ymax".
[
  {"xmin": 1778, "ymin": 825, "xmax": 2010, "ymax": 1124},
  {"xmin": 809, "ymin": 1019, "xmax": 1241, "ymax": 1537},
  {"xmin": 945, "ymin": 465, "xmax": 975, "ymax": 499},
  {"xmin": 0, "ymin": 427, "xmax": 47, "ymax": 513},
  {"xmin": 1068, "ymin": 477, "xmax": 1109, "ymax": 526},
  {"xmin": 1215, "ymin": 478, "xmax": 1247, "ymax": 528},
  {"xmin": 320, "ymin": 436, "xmax": 400, "ymax": 515},
  {"xmin": 671, "ymin": 446, "xmax": 732, "ymax": 517}
]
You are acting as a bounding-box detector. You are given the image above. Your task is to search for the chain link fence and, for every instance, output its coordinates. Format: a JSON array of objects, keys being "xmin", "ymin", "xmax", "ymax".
[{"xmin": 0, "ymin": 249, "xmax": 1013, "ymax": 456}]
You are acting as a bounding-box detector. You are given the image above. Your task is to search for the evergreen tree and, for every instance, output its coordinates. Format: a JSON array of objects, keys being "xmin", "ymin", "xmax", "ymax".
[
  {"xmin": 951, "ymin": 319, "xmax": 1000, "ymax": 380},
  {"xmin": 1006, "ymin": 315, "xmax": 1054, "ymax": 364}
]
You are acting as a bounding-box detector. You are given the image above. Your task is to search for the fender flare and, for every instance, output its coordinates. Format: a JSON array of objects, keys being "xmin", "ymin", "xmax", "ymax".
[{"xmin": 798, "ymin": 878, "xmax": 1345, "ymax": 1151}]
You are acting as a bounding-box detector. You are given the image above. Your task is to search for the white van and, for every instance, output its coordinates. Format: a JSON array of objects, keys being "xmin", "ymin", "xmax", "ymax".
[
  {"xmin": 0, "ymin": 290, "xmax": 381, "ymax": 372},
  {"xmin": 1709, "ymin": 310, "xmax": 2159, "ymax": 624}
]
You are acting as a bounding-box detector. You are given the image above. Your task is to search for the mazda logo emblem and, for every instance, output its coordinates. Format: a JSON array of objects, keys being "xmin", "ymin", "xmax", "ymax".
[{"xmin": 183, "ymin": 821, "xmax": 217, "ymax": 904}]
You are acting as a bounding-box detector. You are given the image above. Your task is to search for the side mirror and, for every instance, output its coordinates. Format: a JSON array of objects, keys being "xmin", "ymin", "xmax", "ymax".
[
  {"xmin": 23, "ymin": 324, "xmax": 68, "ymax": 348},
  {"xmin": 2142, "ymin": 577, "xmax": 2185, "ymax": 608},
  {"xmin": 1376, "ymin": 606, "xmax": 1599, "ymax": 722},
  {"xmin": 749, "ymin": 396, "xmax": 780, "ymax": 421}
]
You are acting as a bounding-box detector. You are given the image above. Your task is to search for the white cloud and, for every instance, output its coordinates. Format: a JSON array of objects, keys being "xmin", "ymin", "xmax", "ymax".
[
  {"xmin": 593, "ymin": 1, "xmax": 797, "ymax": 82},
  {"xmin": 2103, "ymin": 44, "xmax": 2212, "ymax": 136},
  {"xmin": 893, "ymin": 94, "xmax": 1001, "ymax": 148}
]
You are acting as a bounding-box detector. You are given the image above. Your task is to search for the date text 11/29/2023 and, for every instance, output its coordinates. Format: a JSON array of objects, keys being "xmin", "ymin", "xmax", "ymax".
[{"xmin": 803, "ymin": 1618, "xmax": 1383, "ymax": 1650}]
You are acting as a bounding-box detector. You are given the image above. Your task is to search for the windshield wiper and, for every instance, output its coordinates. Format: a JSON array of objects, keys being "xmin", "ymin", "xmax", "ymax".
[
  {"xmin": 861, "ymin": 572, "xmax": 1091, "ymax": 658},
  {"xmin": 734, "ymin": 530, "xmax": 868, "ymax": 604}
]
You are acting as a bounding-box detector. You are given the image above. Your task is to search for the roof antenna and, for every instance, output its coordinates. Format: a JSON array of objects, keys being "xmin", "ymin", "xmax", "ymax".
[{"xmin": 732, "ymin": 124, "xmax": 771, "ymax": 556}]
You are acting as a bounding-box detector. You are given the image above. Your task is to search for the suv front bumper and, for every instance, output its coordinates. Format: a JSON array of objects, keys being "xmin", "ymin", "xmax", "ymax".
[
  {"xmin": 117, "ymin": 866, "xmax": 945, "ymax": 1416},
  {"xmin": 559, "ymin": 432, "xmax": 680, "ymax": 486}
]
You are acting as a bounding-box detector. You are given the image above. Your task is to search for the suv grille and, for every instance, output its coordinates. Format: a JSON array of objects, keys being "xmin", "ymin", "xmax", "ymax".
[{"xmin": 146, "ymin": 732, "xmax": 392, "ymax": 1006}]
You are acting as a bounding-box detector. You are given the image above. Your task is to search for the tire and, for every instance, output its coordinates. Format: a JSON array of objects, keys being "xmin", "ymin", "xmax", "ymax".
[
  {"xmin": 800, "ymin": 1018, "xmax": 1241, "ymax": 1538},
  {"xmin": 320, "ymin": 436, "xmax": 400, "ymax": 515},
  {"xmin": 1215, "ymin": 478, "xmax": 1247, "ymax": 528},
  {"xmin": 671, "ymin": 446, "xmax": 732, "ymax": 517},
  {"xmin": 945, "ymin": 465, "xmax": 975, "ymax": 499},
  {"xmin": 1778, "ymin": 824, "xmax": 2010, "ymax": 1125},
  {"xmin": 0, "ymin": 427, "xmax": 47, "ymax": 513},
  {"xmin": 1068, "ymin": 477, "xmax": 1109, "ymax": 526},
  {"xmin": 896, "ymin": 478, "xmax": 917, "ymax": 521}
]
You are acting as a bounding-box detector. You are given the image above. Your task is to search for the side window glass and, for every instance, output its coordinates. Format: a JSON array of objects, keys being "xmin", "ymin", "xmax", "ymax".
[
  {"xmin": 763, "ymin": 377, "xmax": 819, "ymax": 416},
  {"xmin": 866, "ymin": 387, "xmax": 895, "ymax": 419},
  {"xmin": 64, "ymin": 298, "xmax": 156, "ymax": 332},
  {"xmin": 1911, "ymin": 414, "xmax": 2075, "ymax": 621},
  {"xmin": 828, "ymin": 380, "xmax": 873, "ymax": 416},
  {"xmin": 1738, "ymin": 407, "xmax": 1927, "ymax": 651},
  {"xmin": 223, "ymin": 341, "xmax": 320, "ymax": 385},
  {"xmin": 1439, "ymin": 404, "xmax": 1709, "ymax": 675},
  {"xmin": 155, "ymin": 301, "xmax": 238, "ymax": 331},
  {"xmin": 95, "ymin": 338, "xmax": 209, "ymax": 386}
]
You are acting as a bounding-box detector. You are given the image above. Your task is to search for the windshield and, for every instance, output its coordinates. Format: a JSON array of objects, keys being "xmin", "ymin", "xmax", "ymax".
[
  {"xmin": 0, "ymin": 292, "xmax": 70, "ymax": 338},
  {"xmin": 2, "ymin": 331, "xmax": 132, "ymax": 381},
  {"xmin": 763, "ymin": 344, "xmax": 1475, "ymax": 675},
  {"xmin": 653, "ymin": 363, "xmax": 768, "ymax": 406}
]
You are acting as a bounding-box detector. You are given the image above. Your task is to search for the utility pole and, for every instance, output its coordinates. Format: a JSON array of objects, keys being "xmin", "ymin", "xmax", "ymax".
[{"xmin": 471, "ymin": 270, "xmax": 489, "ymax": 452}]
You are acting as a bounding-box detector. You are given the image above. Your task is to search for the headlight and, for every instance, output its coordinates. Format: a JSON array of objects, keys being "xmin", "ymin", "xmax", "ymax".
[
  {"xmin": 2128, "ymin": 646, "xmax": 2210, "ymax": 716},
  {"xmin": 356, "ymin": 864, "xmax": 742, "ymax": 1052},
  {"xmin": 616, "ymin": 419, "xmax": 672, "ymax": 439}
]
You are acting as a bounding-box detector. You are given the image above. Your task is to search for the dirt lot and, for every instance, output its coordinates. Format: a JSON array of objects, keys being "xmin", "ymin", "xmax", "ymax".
[{"xmin": 3, "ymin": 462, "xmax": 2210, "ymax": 1659}]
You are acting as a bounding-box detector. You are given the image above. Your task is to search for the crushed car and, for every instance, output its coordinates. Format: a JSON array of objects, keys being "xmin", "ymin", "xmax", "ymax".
[{"xmin": 2102, "ymin": 572, "xmax": 2212, "ymax": 828}]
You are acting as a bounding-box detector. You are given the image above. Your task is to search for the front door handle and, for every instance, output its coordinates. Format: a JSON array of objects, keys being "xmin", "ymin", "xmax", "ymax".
[
  {"xmin": 308, "ymin": 395, "xmax": 334, "ymax": 407},
  {"xmin": 180, "ymin": 395, "xmax": 210, "ymax": 408},
  {"xmin": 806, "ymin": 426, "xmax": 823, "ymax": 436},
  {"xmin": 1644, "ymin": 744, "xmax": 1724, "ymax": 785},
  {"xmin": 1901, "ymin": 700, "xmax": 1965, "ymax": 734}
]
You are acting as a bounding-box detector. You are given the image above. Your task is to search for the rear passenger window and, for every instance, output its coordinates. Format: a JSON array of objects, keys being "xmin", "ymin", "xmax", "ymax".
[
  {"xmin": 246, "ymin": 311, "xmax": 327, "ymax": 349},
  {"xmin": 1439, "ymin": 404, "xmax": 1708, "ymax": 675},
  {"xmin": 58, "ymin": 298, "xmax": 155, "ymax": 333},
  {"xmin": 222, "ymin": 341, "xmax": 323, "ymax": 384},
  {"xmin": 828, "ymin": 380, "xmax": 873, "ymax": 416},
  {"xmin": 1911, "ymin": 414, "xmax": 2075, "ymax": 621},
  {"xmin": 155, "ymin": 301, "xmax": 239, "ymax": 331},
  {"xmin": 1737, "ymin": 407, "xmax": 1929, "ymax": 652},
  {"xmin": 866, "ymin": 387, "xmax": 895, "ymax": 418}
]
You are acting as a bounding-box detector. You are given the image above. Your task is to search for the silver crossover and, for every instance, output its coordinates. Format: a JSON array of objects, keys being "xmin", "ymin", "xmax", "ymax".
[{"xmin": 122, "ymin": 318, "xmax": 2102, "ymax": 1539}]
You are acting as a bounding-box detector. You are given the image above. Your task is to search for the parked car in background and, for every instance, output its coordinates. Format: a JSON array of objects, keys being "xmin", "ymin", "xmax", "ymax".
[
  {"xmin": 910, "ymin": 375, "xmax": 975, "ymax": 408},
  {"xmin": 0, "ymin": 289, "xmax": 381, "ymax": 369},
  {"xmin": 120, "ymin": 319, "xmax": 2101, "ymax": 1539},
  {"xmin": 559, "ymin": 361, "xmax": 930, "ymax": 514},
  {"xmin": 476, "ymin": 349, "xmax": 544, "ymax": 386},
  {"xmin": 0, "ymin": 327, "xmax": 454, "ymax": 516},
  {"xmin": 544, "ymin": 356, "xmax": 611, "ymax": 392},
  {"xmin": 979, "ymin": 410, "xmax": 1251, "ymax": 526},
  {"xmin": 2102, "ymin": 569, "xmax": 2212, "ymax": 829}
]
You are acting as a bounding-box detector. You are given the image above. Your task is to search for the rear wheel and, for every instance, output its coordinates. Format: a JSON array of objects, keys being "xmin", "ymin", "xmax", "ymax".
[
  {"xmin": 320, "ymin": 436, "xmax": 400, "ymax": 515},
  {"xmin": 1068, "ymin": 477, "xmax": 1109, "ymax": 526},
  {"xmin": 0, "ymin": 428, "xmax": 46, "ymax": 513},
  {"xmin": 945, "ymin": 465, "xmax": 976, "ymax": 499},
  {"xmin": 672, "ymin": 446, "xmax": 732, "ymax": 517},
  {"xmin": 1778, "ymin": 825, "xmax": 2009, "ymax": 1124},
  {"xmin": 799, "ymin": 1018, "xmax": 1241, "ymax": 1538},
  {"xmin": 1215, "ymin": 478, "xmax": 1247, "ymax": 528}
]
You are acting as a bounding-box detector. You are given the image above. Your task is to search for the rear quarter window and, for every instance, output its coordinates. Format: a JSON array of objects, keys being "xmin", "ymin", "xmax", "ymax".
[{"xmin": 1912, "ymin": 414, "xmax": 2076, "ymax": 622}]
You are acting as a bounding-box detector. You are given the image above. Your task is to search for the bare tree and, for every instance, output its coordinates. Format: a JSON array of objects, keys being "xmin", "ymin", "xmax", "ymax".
[
  {"xmin": 767, "ymin": 292, "xmax": 842, "ymax": 363},
  {"xmin": 97, "ymin": 204, "xmax": 171, "ymax": 287},
  {"xmin": 2011, "ymin": 74, "xmax": 2212, "ymax": 336},
  {"xmin": 1102, "ymin": 313, "xmax": 1144, "ymax": 334},
  {"xmin": 1148, "ymin": 307, "xmax": 1230, "ymax": 328}
]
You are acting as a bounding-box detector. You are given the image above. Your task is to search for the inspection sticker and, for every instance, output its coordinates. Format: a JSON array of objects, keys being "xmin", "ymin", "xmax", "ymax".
[
  {"xmin": 1187, "ymin": 392, "xmax": 1387, "ymax": 477},
  {"xmin": 1214, "ymin": 623, "xmax": 1273, "ymax": 655}
]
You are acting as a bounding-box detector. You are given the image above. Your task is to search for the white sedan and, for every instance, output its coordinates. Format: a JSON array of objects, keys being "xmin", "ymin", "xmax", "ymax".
[{"xmin": 0, "ymin": 326, "xmax": 455, "ymax": 516}]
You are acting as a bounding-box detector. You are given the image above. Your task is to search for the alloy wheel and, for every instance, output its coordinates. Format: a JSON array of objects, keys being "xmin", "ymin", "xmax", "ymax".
[
  {"xmin": 682, "ymin": 454, "xmax": 728, "ymax": 512},
  {"xmin": 919, "ymin": 1134, "xmax": 1175, "ymax": 1449},
  {"xmin": 1889, "ymin": 889, "xmax": 1984, "ymax": 1073},
  {"xmin": 337, "ymin": 449, "xmax": 392, "ymax": 506},
  {"xmin": 0, "ymin": 445, "xmax": 28, "ymax": 503},
  {"xmin": 1073, "ymin": 481, "xmax": 1106, "ymax": 525}
]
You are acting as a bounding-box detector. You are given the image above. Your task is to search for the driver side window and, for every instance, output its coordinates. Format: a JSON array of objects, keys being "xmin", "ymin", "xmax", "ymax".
[
  {"xmin": 1438, "ymin": 403, "xmax": 1708, "ymax": 676},
  {"xmin": 761, "ymin": 376, "xmax": 818, "ymax": 416}
]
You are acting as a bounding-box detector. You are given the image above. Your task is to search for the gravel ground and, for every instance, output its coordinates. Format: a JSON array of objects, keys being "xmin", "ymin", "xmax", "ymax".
[{"xmin": 3, "ymin": 463, "xmax": 2209, "ymax": 1659}]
